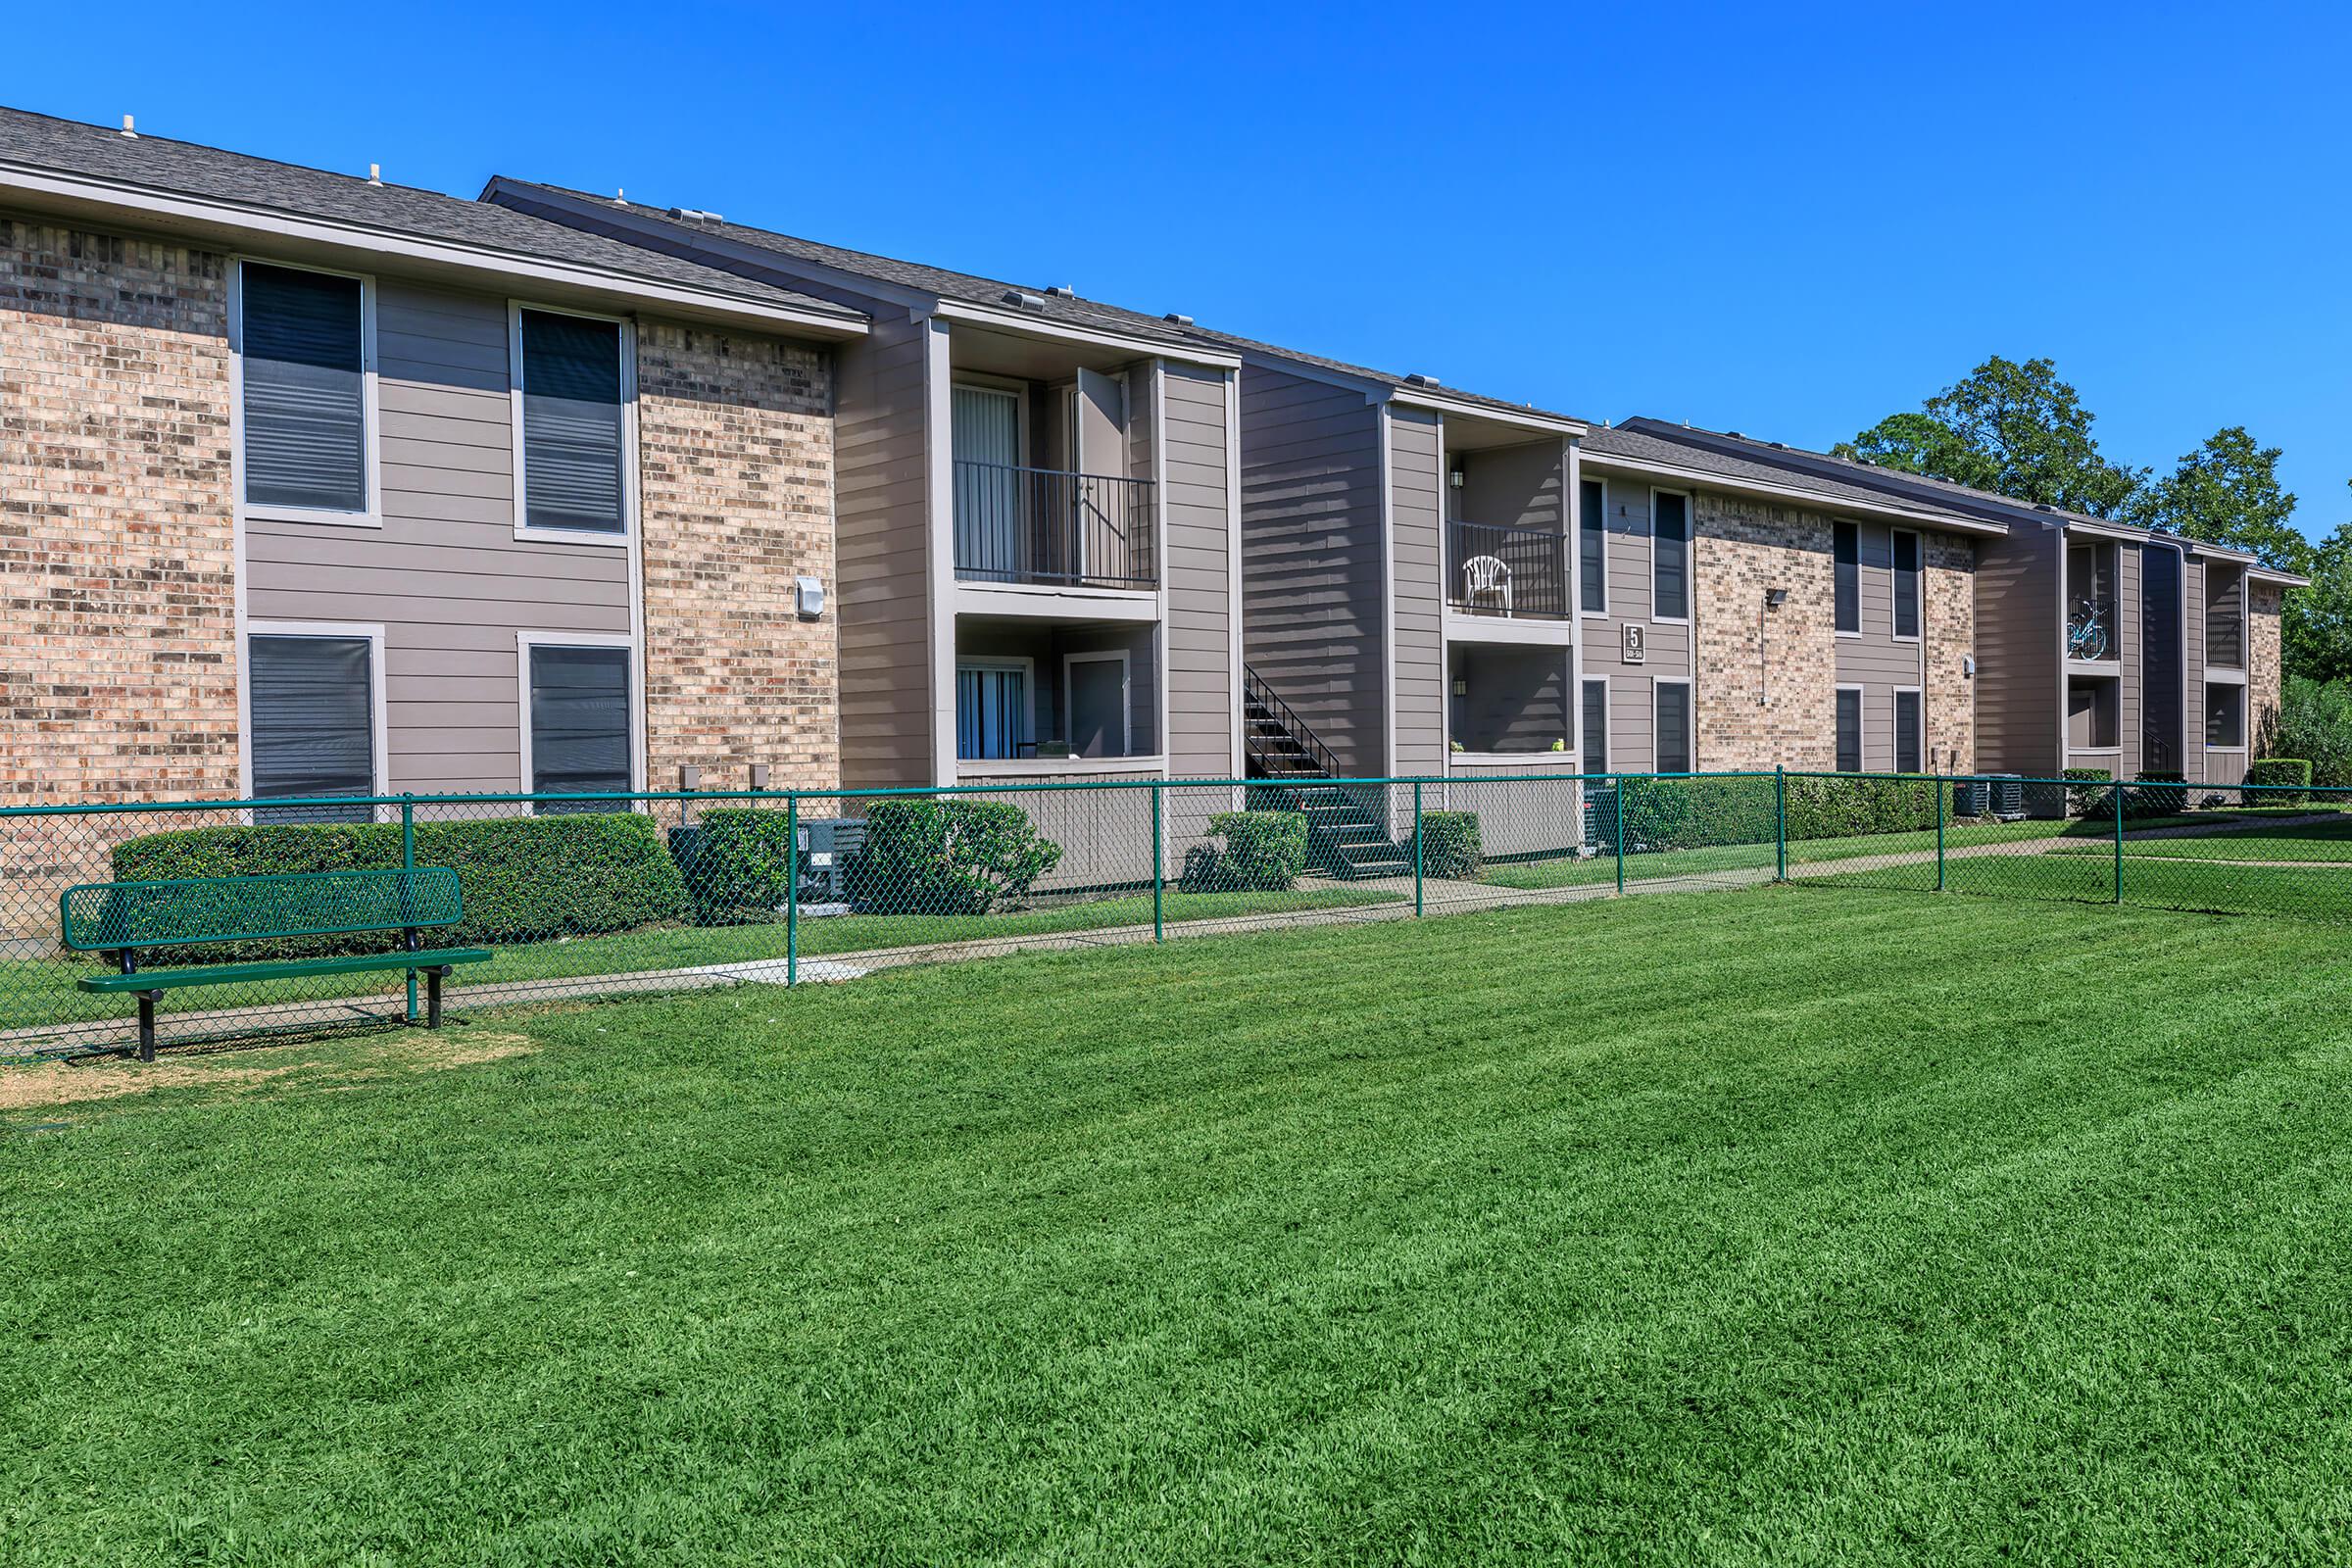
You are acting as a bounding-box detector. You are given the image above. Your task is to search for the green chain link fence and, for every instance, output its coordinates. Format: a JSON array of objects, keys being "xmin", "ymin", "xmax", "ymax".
[{"xmin": 5, "ymin": 767, "xmax": 2347, "ymax": 1059}]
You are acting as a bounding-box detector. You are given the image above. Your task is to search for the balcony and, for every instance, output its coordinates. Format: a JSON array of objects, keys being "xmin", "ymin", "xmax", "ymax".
[
  {"xmin": 953, "ymin": 461, "xmax": 1155, "ymax": 591},
  {"xmin": 1445, "ymin": 520, "xmax": 1569, "ymax": 620},
  {"xmin": 2066, "ymin": 594, "xmax": 2118, "ymax": 663}
]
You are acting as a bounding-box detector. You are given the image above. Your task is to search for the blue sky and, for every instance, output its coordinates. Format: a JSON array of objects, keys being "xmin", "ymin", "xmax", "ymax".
[{"xmin": 9, "ymin": 0, "xmax": 2347, "ymax": 535}]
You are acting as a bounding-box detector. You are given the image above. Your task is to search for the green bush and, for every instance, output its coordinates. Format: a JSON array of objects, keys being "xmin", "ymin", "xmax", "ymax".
[
  {"xmin": 1417, "ymin": 811, "xmax": 1482, "ymax": 880},
  {"xmin": 1180, "ymin": 811, "xmax": 1307, "ymax": 893},
  {"xmin": 1618, "ymin": 775, "xmax": 1776, "ymax": 853},
  {"xmin": 673, "ymin": 809, "xmax": 798, "ymax": 925},
  {"xmin": 2246, "ymin": 757, "xmax": 2313, "ymax": 805},
  {"xmin": 110, "ymin": 810, "xmax": 689, "ymax": 960},
  {"xmin": 1784, "ymin": 775, "xmax": 1949, "ymax": 841},
  {"xmin": 2062, "ymin": 767, "xmax": 2115, "ymax": 818},
  {"xmin": 2268, "ymin": 679, "xmax": 2352, "ymax": 789},
  {"xmin": 2125, "ymin": 770, "xmax": 2188, "ymax": 818},
  {"xmin": 852, "ymin": 799, "xmax": 1062, "ymax": 915}
]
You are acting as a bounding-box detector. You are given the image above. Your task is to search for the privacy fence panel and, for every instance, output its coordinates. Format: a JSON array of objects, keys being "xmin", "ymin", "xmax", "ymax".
[{"xmin": 4, "ymin": 770, "xmax": 2348, "ymax": 1059}]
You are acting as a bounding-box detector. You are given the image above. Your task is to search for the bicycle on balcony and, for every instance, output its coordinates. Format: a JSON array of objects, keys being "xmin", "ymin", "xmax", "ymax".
[{"xmin": 2067, "ymin": 597, "xmax": 2110, "ymax": 662}]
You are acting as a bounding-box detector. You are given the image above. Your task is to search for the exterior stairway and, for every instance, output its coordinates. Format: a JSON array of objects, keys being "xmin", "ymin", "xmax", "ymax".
[{"xmin": 1241, "ymin": 666, "xmax": 1410, "ymax": 880}]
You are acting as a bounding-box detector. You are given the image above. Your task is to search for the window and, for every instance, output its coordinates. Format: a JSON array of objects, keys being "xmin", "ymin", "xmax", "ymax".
[
  {"xmin": 1654, "ymin": 681, "xmax": 1691, "ymax": 773},
  {"xmin": 1580, "ymin": 478, "xmax": 1608, "ymax": 613},
  {"xmin": 1581, "ymin": 678, "xmax": 1608, "ymax": 773},
  {"xmin": 1834, "ymin": 521, "xmax": 1860, "ymax": 634},
  {"xmin": 1836, "ymin": 687, "xmax": 1863, "ymax": 773},
  {"xmin": 956, "ymin": 662, "xmax": 1030, "ymax": 760},
  {"xmin": 525, "ymin": 643, "xmax": 633, "ymax": 801},
  {"xmin": 1892, "ymin": 530, "xmax": 1922, "ymax": 640},
  {"xmin": 248, "ymin": 632, "xmax": 377, "ymax": 822},
  {"xmin": 1894, "ymin": 689, "xmax": 1923, "ymax": 773},
  {"xmin": 1652, "ymin": 492, "xmax": 1690, "ymax": 620},
  {"xmin": 238, "ymin": 262, "xmax": 370, "ymax": 517},
  {"xmin": 516, "ymin": 308, "xmax": 628, "ymax": 537},
  {"xmin": 2206, "ymin": 683, "xmax": 2246, "ymax": 749}
]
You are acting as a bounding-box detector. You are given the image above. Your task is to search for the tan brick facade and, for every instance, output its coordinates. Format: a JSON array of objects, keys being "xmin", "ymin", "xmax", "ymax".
[
  {"xmin": 1923, "ymin": 535, "xmax": 1978, "ymax": 774},
  {"xmin": 1692, "ymin": 495, "xmax": 1837, "ymax": 769},
  {"xmin": 636, "ymin": 320, "xmax": 839, "ymax": 791},
  {"xmin": 0, "ymin": 220, "xmax": 238, "ymax": 807},
  {"xmin": 2250, "ymin": 580, "xmax": 2284, "ymax": 750}
]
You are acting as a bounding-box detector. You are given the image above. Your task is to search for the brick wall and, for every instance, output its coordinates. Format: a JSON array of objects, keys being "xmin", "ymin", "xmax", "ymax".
[
  {"xmin": 1924, "ymin": 535, "xmax": 1978, "ymax": 774},
  {"xmin": 636, "ymin": 320, "xmax": 839, "ymax": 791},
  {"xmin": 0, "ymin": 220, "xmax": 238, "ymax": 807},
  {"xmin": 2250, "ymin": 580, "xmax": 2284, "ymax": 749},
  {"xmin": 1692, "ymin": 494, "xmax": 1837, "ymax": 769}
]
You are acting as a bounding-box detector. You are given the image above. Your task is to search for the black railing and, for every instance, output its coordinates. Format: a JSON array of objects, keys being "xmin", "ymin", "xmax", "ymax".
[
  {"xmin": 1446, "ymin": 520, "xmax": 1568, "ymax": 619},
  {"xmin": 953, "ymin": 461, "xmax": 1156, "ymax": 589}
]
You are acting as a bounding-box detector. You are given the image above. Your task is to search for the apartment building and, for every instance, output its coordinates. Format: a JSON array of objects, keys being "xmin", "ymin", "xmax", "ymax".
[
  {"xmin": 484, "ymin": 178, "xmax": 1244, "ymax": 797},
  {"xmin": 0, "ymin": 106, "xmax": 859, "ymax": 811}
]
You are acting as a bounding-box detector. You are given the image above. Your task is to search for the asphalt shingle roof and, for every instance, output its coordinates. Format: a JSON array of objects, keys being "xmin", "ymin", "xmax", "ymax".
[
  {"xmin": 1581, "ymin": 421, "xmax": 2000, "ymax": 526},
  {"xmin": 0, "ymin": 106, "xmax": 861, "ymax": 322}
]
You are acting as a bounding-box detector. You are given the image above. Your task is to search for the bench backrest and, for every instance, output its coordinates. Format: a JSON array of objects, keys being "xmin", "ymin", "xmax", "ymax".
[{"xmin": 59, "ymin": 867, "xmax": 465, "ymax": 953}]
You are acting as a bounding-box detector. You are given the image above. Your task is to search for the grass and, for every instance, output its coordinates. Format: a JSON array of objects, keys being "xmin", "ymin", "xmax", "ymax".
[
  {"xmin": 1480, "ymin": 815, "xmax": 2095, "ymax": 891},
  {"xmin": 2046, "ymin": 813, "xmax": 2352, "ymax": 862},
  {"xmin": 0, "ymin": 885, "xmax": 1396, "ymax": 1040},
  {"xmin": 9, "ymin": 889, "xmax": 2352, "ymax": 1562}
]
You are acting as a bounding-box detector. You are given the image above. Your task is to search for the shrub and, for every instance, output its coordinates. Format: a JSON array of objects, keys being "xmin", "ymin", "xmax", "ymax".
[
  {"xmin": 673, "ymin": 808, "xmax": 798, "ymax": 925},
  {"xmin": 1618, "ymin": 775, "xmax": 1776, "ymax": 853},
  {"xmin": 2124, "ymin": 770, "xmax": 2188, "ymax": 818},
  {"xmin": 1784, "ymin": 775, "xmax": 1949, "ymax": 841},
  {"xmin": 1417, "ymin": 811, "xmax": 1482, "ymax": 880},
  {"xmin": 2062, "ymin": 767, "xmax": 2114, "ymax": 818},
  {"xmin": 1180, "ymin": 810, "xmax": 1307, "ymax": 893},
  {"xmin": 109, "ymin": 809, "xmax": 689, "ymax": 959},
  {"xmin": 852, "ymin": 799, "xmax": 1062, "ymax": 915},
  {"xmin": 2246, "ymin": 757, "xmax": 2313, "ymax": 805},
  {"xmin": 2269, "ymin": 678, "xmax": 2352, "ymax": 789}
]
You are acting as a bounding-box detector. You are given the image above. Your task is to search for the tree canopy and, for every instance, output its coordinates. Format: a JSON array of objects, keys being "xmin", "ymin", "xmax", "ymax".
[{"xmin": 1834, "ymin": 356, "xmax": 2146, "ymax": 518}]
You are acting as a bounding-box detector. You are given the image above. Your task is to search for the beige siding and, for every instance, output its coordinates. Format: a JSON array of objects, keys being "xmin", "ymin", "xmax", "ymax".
[
  {"xmin": 834, "ymin": 313, "xmax": 933, "ymax": 789},
  {"xmin": 1973, "ymin": 524, "xmax": 2062, "ymax": 777},
  {"xmin": 1160, "ymin": 363, "xmax": 1234, "ymax": 778},
  {"xmin": 1390, "ymin": 407, "xmax": 1446, "ymax": 778},
  {"xmin": 1579, "ymin": 475, "xmax": 1692, "ymax": 770}
]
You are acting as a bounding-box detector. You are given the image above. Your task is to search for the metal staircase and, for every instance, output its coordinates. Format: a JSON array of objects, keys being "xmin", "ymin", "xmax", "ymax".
[{"xmin": 1241, "ymin": 666, "xmax": 1409, "ymax": 880}]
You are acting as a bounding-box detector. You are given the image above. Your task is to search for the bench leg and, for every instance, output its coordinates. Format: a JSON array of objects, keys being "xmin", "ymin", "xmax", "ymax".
[
  {"xmin": 137, "ymin": 990, "xmax": 163, "ymax": 1063},
  {"xmin": 425, "ymin": 966, "xmax": 445, "ymax": 1029}
]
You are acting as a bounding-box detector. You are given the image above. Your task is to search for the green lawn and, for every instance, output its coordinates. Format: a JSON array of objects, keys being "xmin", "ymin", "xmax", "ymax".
[
  {"xmin": 1480, "ymin": 815, "xmax": 2096, "ymax": 892},
  {"xmin": 2046, "ymin": 813, "xmax": 2352, "ymax": 862},
  {"xmin": 9, "ymin": 889, "xmax": 2352, "ymax": 1562},
  {"xmin": 0, "ymin": 885, "xmax": 1396, "ymax": 1040}
]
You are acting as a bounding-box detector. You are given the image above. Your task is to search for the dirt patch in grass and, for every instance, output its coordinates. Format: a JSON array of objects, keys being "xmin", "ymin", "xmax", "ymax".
[{"xmin": 0, "ymin": 1029, "xmax": 538, "ymax": 1113}]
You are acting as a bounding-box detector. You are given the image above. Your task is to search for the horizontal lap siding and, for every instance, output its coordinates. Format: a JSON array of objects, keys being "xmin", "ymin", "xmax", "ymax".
[
  {"xmin": 1972, "ymin": 525, "xmax": 2060, "ymax": 777},
  {"xmin": 1160, "ymin": 364, "xmax": 1233, "ymax": 778},
  {"xmin": 245, "ymin": 280, "xmax": 632, "ymax": 796},
  {"xmin": 835, "ymin": 314, "xmax": 932, "ymax": 789},
  {"xmin": 1580, "ymin": 476, "xmax": 1690, "ymax": 771},
  {"xmin": 1237, "ymin": 365, "xmax": 1386, "ymax": 773},
  {"xmin": 1834, "ymin": 523, "xmax": 1926, "ymax": 774},
  {"xmin": 1390, "ymin": 409, "xmax": 1446, "ymax": 779}
]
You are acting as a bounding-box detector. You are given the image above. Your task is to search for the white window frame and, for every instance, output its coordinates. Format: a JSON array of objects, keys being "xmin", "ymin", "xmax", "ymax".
[
  {"xmin": 1580, "ymin": 676, "xmax": 1611, "ymax": 775},
  {"xmin": 239, "ymin": 619, "xmax": 391, "ymax": 814},
  {"xmin": 510, "ymin": 301, "xmax": 638, "ymax": 547},
  {"xmin": 1062, "ymin": 648, "xmax": 1133, "ymax": 758},
  {"xmin": 1835, "ymin": 682, "xmax": 1867, "ymax": 773},
  {"xmin": 1579, "ymin": 475, "xmax": 1610, "ymax": 618},
  {"xmin": 1833, "ymin": 519, "xmax": 1862, "ymax": 639},
  {"xmin": 1892, "ymin": 684, "xmax": 1925, "ymax": 774},
  {"xmin": 228, "ymin": 257, "xmax": 383, "ymax": 529},
  {"xmin": 955, "ymin": 655, "xmax": 1037, "ymax": 761},
  {"xmin": 1647, "ymin": 486, "xmax": 1691, "ymax": 625},
  {"xmin": 1652, "ymin": 676, "xmax": 1694, "ymax": 773},
  {"xmin": 515, "ymin": 630, "xmax": 644, "ymax": 796},
  {"xmin": 1890, "ymin": 528, "xmax": 1924, "ymax": 644}
]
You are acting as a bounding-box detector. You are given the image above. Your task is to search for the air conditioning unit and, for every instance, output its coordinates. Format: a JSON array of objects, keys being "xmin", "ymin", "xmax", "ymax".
[
  {"xmin": 798, "ymin": 816, "xmax": 865, "ymax": 904},
  {"xmin": 1951, "ymin": 777, "xmax": 1989, "ymax": 818},
  {"xmin": 1985, "ymin": 773, "xmax": 2027, "ymax": 820}
]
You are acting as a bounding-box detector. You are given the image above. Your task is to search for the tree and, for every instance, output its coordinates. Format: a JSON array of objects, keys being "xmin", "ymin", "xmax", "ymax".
[
  {"xmin": 2283, "ymin": 514, "xmax": 2352, "ymax": 686},
  {"xmin": 1835, "ymin": 356, "xmax": 2147, "ymax": 518},
  {"xmin": 2135, "ymin": 425, "xmax": 2302, "ymax": 564}
]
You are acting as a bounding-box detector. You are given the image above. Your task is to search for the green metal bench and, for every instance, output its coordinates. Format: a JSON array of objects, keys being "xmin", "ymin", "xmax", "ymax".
[{"xmin": 60, "ymin": 867, "xmax": 493, "ymax": 1060}]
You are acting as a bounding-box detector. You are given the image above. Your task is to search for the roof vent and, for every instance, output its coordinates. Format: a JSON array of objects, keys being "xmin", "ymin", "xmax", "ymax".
[
  {"xmin": 666, "ymin": 207, "xmax": 725, "ymax": 224},
  {"xmin": 1727, "ymin": 430, "xmax": 1745, "ymax": 439},
  {"xmin": 1164, "ymin": 312, "xmax": 1194, "ymax": 327},
  {"xmin": 1404, "ymin": 372, "xmax": 1437, "ymax": 387},
  {"xmin": 368, "ymin": 163, "xmax": 382, "ymax": 186},
  {"xmin": 1002, "ymin": 288, "xmax": 1045, "ymax": 310},
  {"xmin": 1045, "ymin": 284, "xmax": 1074, "ymax": 298},
  {"xmin": 614, "ymin": 188, "xmax": 627, "ymax": 206},
  {"xmin": 121, "ymin": 115, "xmax": 136, "ymax": 138}
]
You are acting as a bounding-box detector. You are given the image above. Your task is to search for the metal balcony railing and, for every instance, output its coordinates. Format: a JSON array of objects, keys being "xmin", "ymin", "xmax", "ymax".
[
  {"xmin": 953, "ymin": 461, "xmax": 1156, "ymax": 590},
  {"xmin": 1446, "ymin": 520, "xmax": 1569, "ymax": 619}
]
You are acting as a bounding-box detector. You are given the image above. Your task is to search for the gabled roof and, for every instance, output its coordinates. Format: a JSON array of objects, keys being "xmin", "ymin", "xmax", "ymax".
[
  {"xmin": 484, "ymin": 176, "xmax": 1585, "ymax": 428},
  {"xmin": 0, "ymin": 106, "xmax": 865, "ymax": 332},
  {"xmin": 1582, "ymin": 421, "xmax": 2009, "ymax": 536}
]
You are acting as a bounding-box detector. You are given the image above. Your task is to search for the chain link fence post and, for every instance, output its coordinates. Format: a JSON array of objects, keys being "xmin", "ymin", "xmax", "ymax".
[
  {"xmin": 401, "ymin": 793, "xmax": 418, "ymax": 1023},
  {"xmin": 1936, "ymin": 773, "xmax": 1947, "ymax": 892},
  {"xmin": 2114, "ymin": 777, "xmax": 2125, "ymax": 904},
  {"xmin": 1152, "ymin": 781, "xmax": 1165, "ymax": 942},
  {"xmin": 1412, "ymin": 780, "xmax": 1424, "ymax": 917},
  {"xmin": 1614, "ymin": 775, "xmax": 1626, "ymax": 896},
  {"xmin": 1775, "ymin": 766, "xmax": 1788, "ymax": 882},
  {"xmin": 786, "ymin": 792, "xmax": 799, "ymax": 987}
]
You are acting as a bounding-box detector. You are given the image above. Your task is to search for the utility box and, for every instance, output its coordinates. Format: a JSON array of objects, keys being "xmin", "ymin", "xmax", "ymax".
[{"xmin": 798, "ymin": 816, "xmax": 865, "ymax": 904}]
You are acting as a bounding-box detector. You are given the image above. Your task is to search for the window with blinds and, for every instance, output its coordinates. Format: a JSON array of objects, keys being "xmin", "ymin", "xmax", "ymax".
[
  {"xmin": 1581, "ymin": 678, "xmax": 1608, "ymax": 773},
  {"xmin": 1579, "ymin": 479, "xmax": 1607, "ymax": 613},
  {"xmin": 528, "ymin": 644, "xmax": 633, "ymax": 804},
  {"xmin": 240, "ymin": 264, "xmax": 368, "ymax": 514},
  {"xmin": 1652, "ymin": 492, "xmax": 1690, "ymax": 619},
  {"xmin": 1834, "ymin": 522, "xmax": 1860, "ymax": 634},
  {"xmin": 1894, "ymin": 690, "xmax": 1923, "ymax": 773},
  {"xmin": 956, "ymin": 663, "xmax": 1029, "ymax": 760},
  {"xmin": 1654, "ymin": 682, "xmax": 1691, "ymax": 773},
  {"xmin": 249, "ymin": 634, "xmax": 375, "ymax": 822},
  {"xmin": 1836, "ymin": 688, "xmax": 1863, "ymax": 773},
  {"xmin": 1893, "ymin": 530, "xmax": 1922, "ymax": 639},
  {"xmin": 520, "ymin": 311, "xmax": 627, "ymax": 535}
]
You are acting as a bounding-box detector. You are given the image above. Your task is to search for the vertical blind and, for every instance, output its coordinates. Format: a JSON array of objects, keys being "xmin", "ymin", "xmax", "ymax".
[
  {"xmin": 1652, "ymin": 493, "xmax": 1689, "ymax": 619},
  {"xmin": 529, "ymin": 645, "xmax": 632, "ymax": 798},
  {"xmin": 249, "ymin": 634, "xmax": 374, "ymax": 823},
  {"xmin": 1581, "ymin": 679, "xmax": 1608, "ymax": 773},
  {"xmin": 241, "ymin": 264, "xmax": 367, "ymax": 513},
  {"xmin": 1654, "ymin": 683, "xmax": 1691, "ymax": 773},
  {"xmin": 1579, "ymin": 479, "xmax": 1607, "ymax": 612},
  {"xmin": 1834, "ymin": 522, "xmax": 1860, "ymax": 634},
  {"xmin": 1894, "ymin": 690, "xmax": 1923, "ymax": 773},
  {"xmin": 1836, "ymin": 689, "xmax": 1863, "ymax": 773},
  {"xmin": 1893, "ymin": 531, "xmax": 1922, "ymax": 639},
  {"xmin": 956, "ymin": 665, "xmax": 1028, "ymax": 760},
  {"xmin": 521, "ymin": 311, "xmax": 626, "ymax": 533},
  {"xmin": 952, "ymin": 386, "xmax": 1023, "ymax": 576}
]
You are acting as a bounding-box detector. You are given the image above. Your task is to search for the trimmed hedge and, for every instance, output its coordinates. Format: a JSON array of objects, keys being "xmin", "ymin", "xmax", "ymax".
[
  {"xmin": 1613, "ymin": 775, "xmax": 1951, "ymax": 854},
  {"xmin": 1417, "ymin": 811, "xmax": 1482, "ymax": 880},
  {"xmin": 851, "ymin": 799, "xmax": 1061, "ymax": 915},
  {"xmin": 1786, "ymin": 775, "xmax": 1949, "ymax": 841},
  {"xmin": 2062, "ymin": 766, "xmax": 2115, "ymax": 818},
  {"xmin": 2125, "ymin": 770, "xmax": 2188, "ymax": 818},
  {"xmin": 1180, "ymin": 811, "xmax": 1307, "ymax": 893},
  {"xmin": 672, "ymin": 808, "xmax": 798, "ymax": 926},
  {"xmin": 109, "ymin": 810, "xmax": 689, "ymax": 960},
  {"xmin": 2247, "ymin": 758, "xmax": 2313, "ymax": 805}
]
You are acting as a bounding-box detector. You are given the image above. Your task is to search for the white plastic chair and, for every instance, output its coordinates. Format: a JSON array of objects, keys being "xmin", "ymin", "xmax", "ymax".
[{"xmin": 1461, "ymin": 555, "xmax": 1513, "ymax": 615}]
